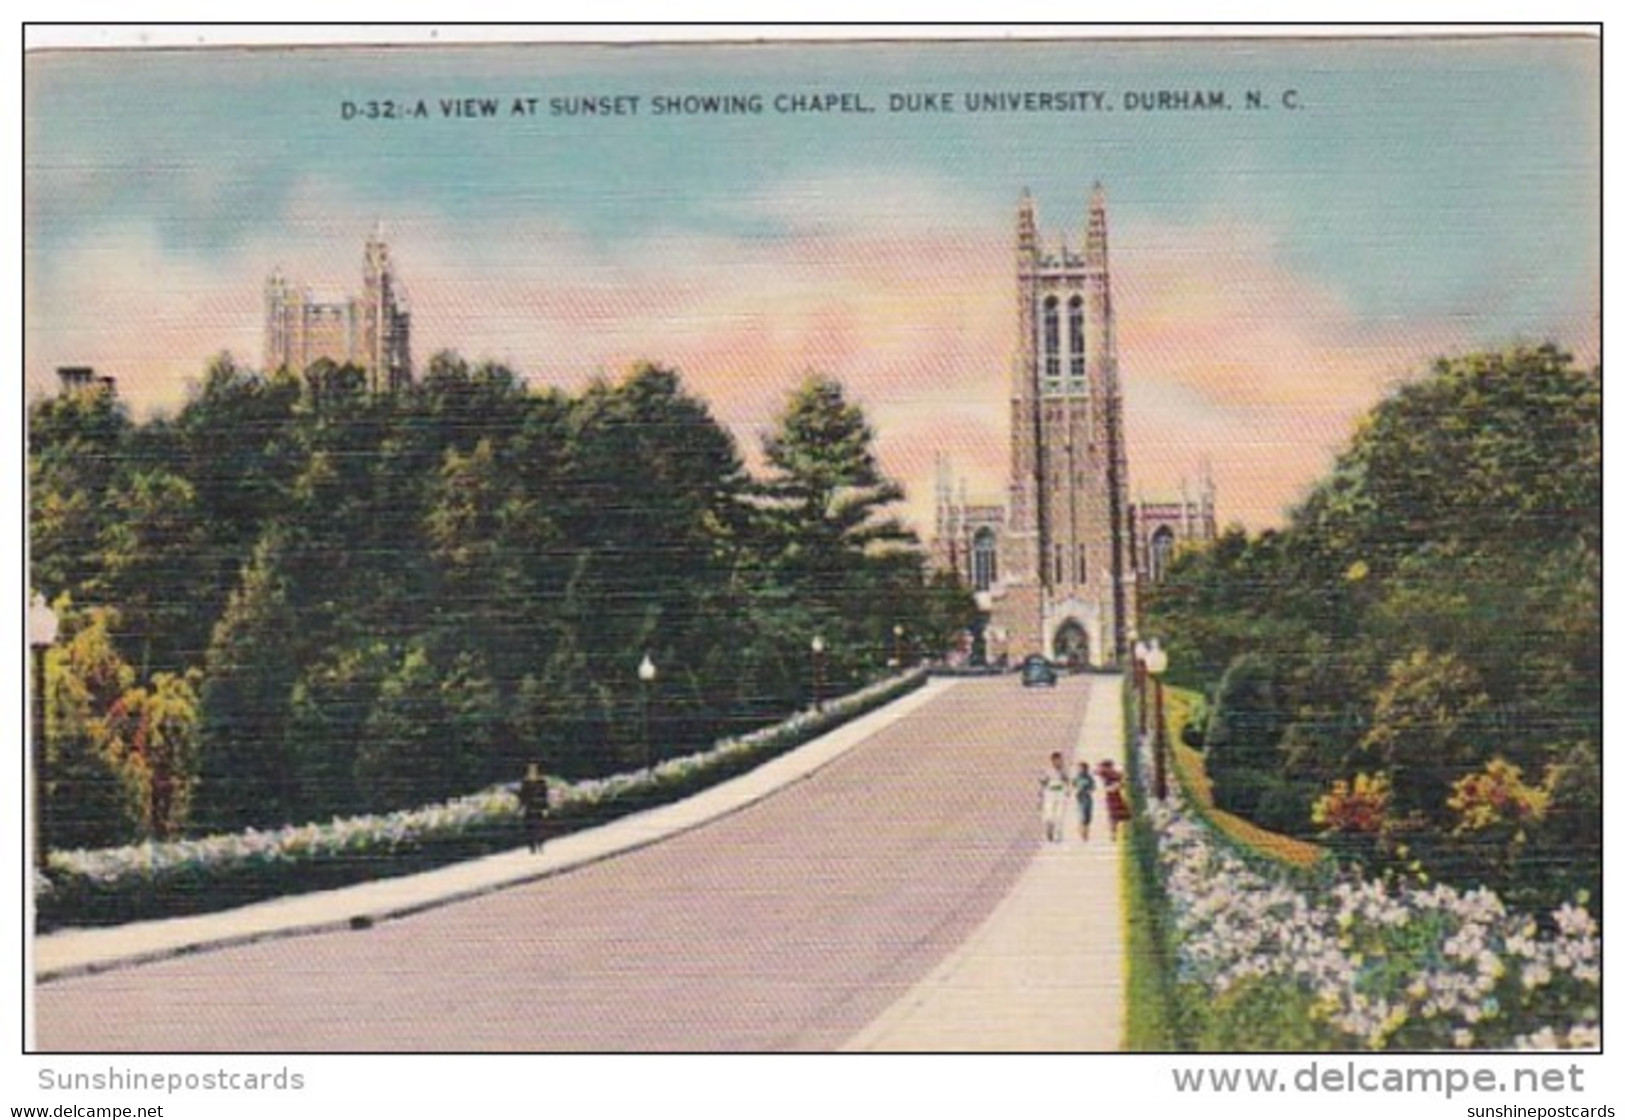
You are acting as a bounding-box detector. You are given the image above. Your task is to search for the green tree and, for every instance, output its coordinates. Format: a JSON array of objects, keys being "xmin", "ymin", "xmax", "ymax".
[
  {"xmin": 1526, "ymin": 741, "xmax": 1600, "ymax": 907},
  {"xmin": 102, "ymin": 671, "xmax": 203, "ymax": 839},
  {"xmin": 29, "ymin": 382, "xmax": 133, "ymax": 600},
  {"xmin": 410, "ymin": 352, "xmax": 529, "ymax": 457},
  {"xmin": 756, "ymin": 375, "xmax": 928, "ymax": 681},
  {"xmin": 1359, "ymin": 649, "xmax": 1490, "ymax": 828},
  {"xmin": 424, "ymin": 434, "xmax": 562, "ymax": 692},
  {"xmin": 559, "ymin": 365, "xmax": 754, "ymax": 757},
  {"xmin": 299, "ymin": 358, "xmax": 368, "ymax": 414},
  {"xmin": 1204, "ymin": 653, "xmax": 1292, "ymax": 823},
  {"xmin": 42, "ymin": 604, "xmax": 141, "ymax": 850},
  {"xmin": 172, "ymin": 356, "xmax": 302, "ymax": 631},
  {"xmin": 98, "ymin": 469, "xmax": 208, "ymax": 675},
  {"xmin": 515, "ymin": 620, "xmax": 617, "ymax": 779},
  {"xmin": 194, "ymin": 533, "xmax": 302, "ymax": 831},
  {"xmin": 286, "ymin": 641, "xmax": 394, "ymax": 819},
  {"xmin": 759, "ymin": 375, "xmax": 913, "ymax": 587},
  {"xmin": 353, "ymin": 644, "xmax": 502, "ymax": 809},
  {"xmin": 176, "ymin": 354, "xmax": 301, "ymax": 537}
]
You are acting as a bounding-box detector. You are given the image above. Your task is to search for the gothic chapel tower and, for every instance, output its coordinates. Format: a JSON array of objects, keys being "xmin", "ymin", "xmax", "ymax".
[
  {"xmin": 999, "ymin": 184, "xmax": 1135, "ymax": 667},
  {"xmin": 360, "ymin": 228, "xmax": 413, "ymax": 395}
]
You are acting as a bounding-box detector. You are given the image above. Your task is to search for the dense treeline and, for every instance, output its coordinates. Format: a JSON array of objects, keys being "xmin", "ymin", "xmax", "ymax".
[
  {"xmin": 30, "ymin": 354, "xmax": 974, "ymax": 847},
  {"xmin": 1144, "ymin": 346, "xmax": 1600, "ymax": 912}
]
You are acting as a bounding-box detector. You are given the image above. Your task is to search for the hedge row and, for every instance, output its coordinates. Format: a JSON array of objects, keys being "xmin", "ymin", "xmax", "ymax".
[{"xmin": 37, "ymin": 669, "xmax": 928, "ymax": 930}]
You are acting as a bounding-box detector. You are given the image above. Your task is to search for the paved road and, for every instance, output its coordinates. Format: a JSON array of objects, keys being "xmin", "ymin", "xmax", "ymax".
[{"xmin": 36, "ymin": 675, "xmax": 1102, "ymax": 1052}]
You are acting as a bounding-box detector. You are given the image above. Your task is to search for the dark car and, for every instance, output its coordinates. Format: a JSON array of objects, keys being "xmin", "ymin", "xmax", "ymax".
[{"xmin": 1020, "ymin": 655, "xmax": 1058, "ymax": 688}]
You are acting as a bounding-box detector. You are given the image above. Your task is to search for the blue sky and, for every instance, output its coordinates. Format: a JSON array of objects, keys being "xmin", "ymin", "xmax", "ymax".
[{"xmin": 24, "ymin": 34, "xmax": 1599, "ymax": 527}]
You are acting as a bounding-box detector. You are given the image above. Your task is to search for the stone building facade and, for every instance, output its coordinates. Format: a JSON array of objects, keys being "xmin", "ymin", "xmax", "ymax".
[
  {"xmin": 933, "ymin": 186, "xmax": 1216, "ymax": 668},
  {"xmin": 1135, "ymin": 475, "xmax": 1218, "ymax": 585},
  {"xmin": 263, "ymin": 230, "xmax": 413, "ymax": 393}
]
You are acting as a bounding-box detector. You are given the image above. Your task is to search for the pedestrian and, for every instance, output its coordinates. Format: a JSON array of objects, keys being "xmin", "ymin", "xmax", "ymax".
[
  {"xmin": 519, "ymin": 762, "xmax": 550, "ymax": 854},
  {"xmin": 1074, "ymin": 760, "xmax": 1096, "ymax": 842},
  {"xmin": 1097, "ymin": 759, "xmax": 1131, "ymax": 841},
  {"xmin": 1039, "ymin": 750, "xmax": 1070, "ymax": 844}
]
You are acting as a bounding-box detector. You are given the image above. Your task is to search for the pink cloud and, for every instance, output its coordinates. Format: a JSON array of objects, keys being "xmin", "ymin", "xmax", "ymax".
[
  {"xmin": 1113, "ymin": 218, "xmax": 1596, "ymax": 528},
  {"xmin": 25, "ymin": 179, "xmax": 1597, "ymax": 540}
]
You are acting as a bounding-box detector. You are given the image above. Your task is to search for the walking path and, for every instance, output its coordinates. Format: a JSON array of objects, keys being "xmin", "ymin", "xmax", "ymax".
[
  {"xmin": 34, "ymin": 680, "xmax": 956, "ymax": 982},
  {"xmin": 844, "ymin": 672, "xmax": 1125, "ymax": 1051}
]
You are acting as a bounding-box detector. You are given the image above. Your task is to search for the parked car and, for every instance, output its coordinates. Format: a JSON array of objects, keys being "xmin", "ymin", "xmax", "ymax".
[{"xmin": 1020, "ymin": 655, "xmax": 1058, "ymax": 688}]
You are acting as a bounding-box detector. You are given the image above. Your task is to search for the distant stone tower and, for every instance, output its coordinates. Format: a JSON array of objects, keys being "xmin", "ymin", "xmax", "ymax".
[
  {"xmin": 359, "ymin": 229, "xmax": 413, "ymax": 394},
  {"xmin": 933, "ymin": 186, "xmax": 1216, "ymax": 666},
  {"xmin": 263, "ymin": 230, "xmax": 412, "ymax": 392},
  {"xmin": 997, "ymin": 185, "xmax": 1135, "ymax": 667}
]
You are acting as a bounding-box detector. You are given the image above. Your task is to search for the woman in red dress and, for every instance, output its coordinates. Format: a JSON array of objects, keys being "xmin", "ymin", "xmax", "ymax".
[{"xmin": 1097, "ymin": 759, "xmax": 1131, "ymax": 840}]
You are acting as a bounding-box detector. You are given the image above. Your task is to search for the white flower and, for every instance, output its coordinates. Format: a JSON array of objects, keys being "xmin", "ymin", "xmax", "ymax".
[
  {"xmin": 1565, "ymin": 1024, "xmax": 1600, "ymax": 1050},
  {"xmin": 1521, "ymin": 963, "xmax": 1552, "ymax": 990},
  {"xmin": 1553, "ymin": 903, "xmax": 1596, "ymax": 938},
  {"xmin": 1519, "ymin": 1027, "xmax": 1560, "ymax": 1051}
]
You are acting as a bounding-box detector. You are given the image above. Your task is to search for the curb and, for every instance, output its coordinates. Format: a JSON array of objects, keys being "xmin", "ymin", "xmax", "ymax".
[{"xmin": 35, "ymin": 679, "xmax": 957, "ymax": 984}]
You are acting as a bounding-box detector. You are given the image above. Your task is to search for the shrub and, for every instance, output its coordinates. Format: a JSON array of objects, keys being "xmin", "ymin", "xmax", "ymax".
[
  {"xmin": 1180, "ymin": 695, "xmax": 1208, "ymax": 748},
  {"xmin": 1205, "ymin": 654, "xmax": 1288, "ymax": 819},
  {"xmin": 1251, "ymin": 774, "xmax": 1314, "ymax": 835},
  {"xmin": 38, "ymin": 669, "xmax": 927, "ymax": 929}
]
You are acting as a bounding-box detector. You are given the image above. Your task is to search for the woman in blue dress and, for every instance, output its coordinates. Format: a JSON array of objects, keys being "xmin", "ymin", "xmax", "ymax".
[{"xmin": 1074, "ymin": 761, "xmax": 1096, "ymax": 842}]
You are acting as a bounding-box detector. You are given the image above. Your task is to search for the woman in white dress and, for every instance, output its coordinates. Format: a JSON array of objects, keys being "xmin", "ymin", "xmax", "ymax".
[{"xmin": 1039, "ymin": 750, "xmax": 1070, "ymax": 844}]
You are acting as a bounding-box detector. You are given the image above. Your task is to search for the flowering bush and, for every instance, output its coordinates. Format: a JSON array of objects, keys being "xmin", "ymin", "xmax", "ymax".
[
  {"xmin": 1311, "ymin": 772, "xmax": 1390, "ymax": 835},
  {"xmin": 38, "ymin": 669, "xmax": 927, "ymax": 929},
  {"xmin": 1448, "ymin": 758, "xmax": 1550, "ymax": 833},
  {"xmin": 1137, "ymin": 732, "xmax": 1598, "ymax": 1051}
]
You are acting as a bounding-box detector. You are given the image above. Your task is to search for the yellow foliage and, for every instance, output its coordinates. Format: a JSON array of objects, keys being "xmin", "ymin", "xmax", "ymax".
[
  {"xmin": 1311, "ymin": 771, "xmax": 1391, "ymax": 834},
  {"xmin": 1447, "ymin": 757, "xmax": 1550, "ymax": 833}
]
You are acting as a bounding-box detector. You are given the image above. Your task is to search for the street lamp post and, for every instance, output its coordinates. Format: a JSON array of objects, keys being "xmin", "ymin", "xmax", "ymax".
[
  {"xmin": 29, "ymin": 593, "xmax": 59, "ymax": 869},
  {"xmin": 637, "ymin": 652, "xmax": 657, "ymax": 770},
  {"xmin": 1144, "ymin": 641, "xmax": 1170, "ymax": 802},
  {"xmin": 973, "ymin": 592, "xmax": 994, "ymax": 667},
  {"xmin": 810, "ymin": 635, "xmax": 825, "ymax": 712},
  {"xmin": 1132, "ymin": 637, "xmax": 1149, "ymax": 737}
]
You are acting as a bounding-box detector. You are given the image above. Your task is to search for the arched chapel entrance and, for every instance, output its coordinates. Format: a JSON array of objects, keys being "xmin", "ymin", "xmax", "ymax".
[{"xmin": 1052, "ymin": 619, "xmax": 1089, "ymax": 669}]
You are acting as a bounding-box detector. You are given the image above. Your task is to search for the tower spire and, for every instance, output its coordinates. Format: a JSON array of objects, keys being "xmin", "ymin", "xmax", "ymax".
[
  {"xmin": 1086, "ymin": 180, "xmax": 1109, "ymax": 266},
  {"xmin": 1017, "ymin": 187, "xmax": 1038, "ymax": 264}
]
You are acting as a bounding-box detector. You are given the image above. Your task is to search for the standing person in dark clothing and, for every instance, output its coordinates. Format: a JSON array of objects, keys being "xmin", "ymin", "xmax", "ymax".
[
  {"xmin": 1074, "ymin": 760, "xmax": 1096, "ymax": 843},
  {"xmin": 519, "ymin": 762, "xmax": 551, "ymax": 854}
]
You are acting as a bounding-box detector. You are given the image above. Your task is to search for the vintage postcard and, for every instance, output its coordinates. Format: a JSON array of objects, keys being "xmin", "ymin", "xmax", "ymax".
[{"xmin": 23, "ymin": 28, "xmax": 1600, "ymax": 1074}]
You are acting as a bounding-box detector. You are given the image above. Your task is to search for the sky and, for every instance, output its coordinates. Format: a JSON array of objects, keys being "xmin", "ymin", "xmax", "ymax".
[{"xmin": 23, "ymin": 33, "xmax": 1599, "ymax": 532}]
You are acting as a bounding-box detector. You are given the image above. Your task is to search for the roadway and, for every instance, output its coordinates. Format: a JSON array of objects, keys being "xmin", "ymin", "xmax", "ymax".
[{"xmin": 36, "ymin": 674, "xmax": 1109, "ymax": 1051}]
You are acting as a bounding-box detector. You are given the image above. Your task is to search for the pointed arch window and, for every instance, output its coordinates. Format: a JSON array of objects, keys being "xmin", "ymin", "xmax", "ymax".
[
  {"xmin": 1042, "ymin": 296, "xmax": 1061, "ymax": 385},
  {"xmin": 1151, "ymin": 526, "xmax": 1177, "ymax": 583},
  {"xmin": 1068, "ymin": 295, "xmax": 1086, "ymax": 386},
  {"xmin": 971, "ymin": 528, "xmax": 998, "ymax": 592}
]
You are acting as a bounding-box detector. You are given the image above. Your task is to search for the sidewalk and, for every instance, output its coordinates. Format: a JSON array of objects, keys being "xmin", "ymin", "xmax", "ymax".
[
  {"xmin": 843, "ymin": 673, "xmax": 1126, "ymax": 1052},
  {"xmin": 34, "ymin": 679, "xmax": 958, "ymax": 983}
]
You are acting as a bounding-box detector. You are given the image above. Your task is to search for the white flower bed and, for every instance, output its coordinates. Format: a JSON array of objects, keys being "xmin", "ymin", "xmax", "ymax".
[
  {"xmin": 40, "ymin": 669, "xmax": 927, "ymax": 926},
  {"xmin": 1136, "ymin": 734, "xmax": 1599, "ymax": 1051}
]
